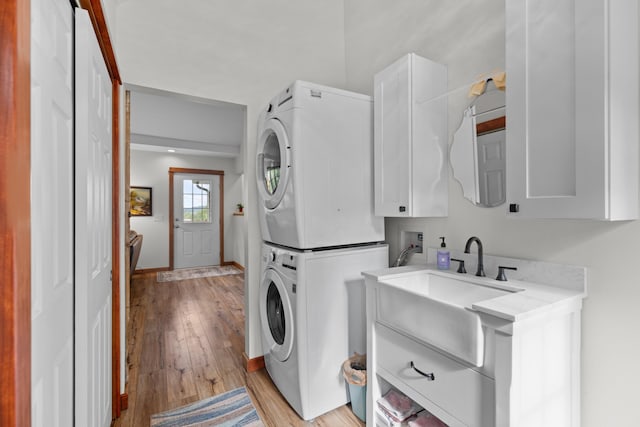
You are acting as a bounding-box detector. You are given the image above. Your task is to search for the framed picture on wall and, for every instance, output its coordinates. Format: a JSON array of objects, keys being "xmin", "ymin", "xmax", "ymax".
[{"xmin": 130, "ymin": 186, "xmax": 152, "ymax": 217}]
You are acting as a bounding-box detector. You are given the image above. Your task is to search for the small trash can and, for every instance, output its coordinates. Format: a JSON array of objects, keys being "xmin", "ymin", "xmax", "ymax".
[{"xmin": 342, "ymin": 353, "xmax": 367, "ymax": 422}]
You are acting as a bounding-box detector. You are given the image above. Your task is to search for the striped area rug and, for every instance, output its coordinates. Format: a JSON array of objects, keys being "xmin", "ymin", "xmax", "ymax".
[
  {"xmin": 150, "ymin": 387, "xmax": 263, "ymax": 427},
  {"xmin": 157, "ymin": 265, "xmax": 242, "ymax": 283}
]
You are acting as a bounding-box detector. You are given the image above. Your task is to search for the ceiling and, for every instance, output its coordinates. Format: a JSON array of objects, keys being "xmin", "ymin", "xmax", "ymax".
[{"xmin": 128, "ymin": 85, "xmax": 246, "ymax": 157}]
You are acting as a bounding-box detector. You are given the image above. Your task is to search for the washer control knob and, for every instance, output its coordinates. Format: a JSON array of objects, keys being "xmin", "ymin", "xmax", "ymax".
[{"xmin": 270, "ymin": 251, "xmax": 276, "ymax": 262}]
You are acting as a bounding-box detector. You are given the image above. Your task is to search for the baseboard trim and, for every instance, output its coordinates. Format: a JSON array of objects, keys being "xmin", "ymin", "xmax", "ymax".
[
  {"xmin": 120, "ymin": 393, "xmax": 128, "ymax": 410},
  {"xmin": 137, "ymin": 264, "xmax": 243, "ymax": 276},
  {"xmin": 243, "ymin": 352, "xmax": 265, "ymax": 373},
  {"xmin": 222, "ymin": 261, "xmax": 245, "ymax": 271},
  {"xmin": 134, "ymin": 267, "xmax": 169, "ymax": 275}
]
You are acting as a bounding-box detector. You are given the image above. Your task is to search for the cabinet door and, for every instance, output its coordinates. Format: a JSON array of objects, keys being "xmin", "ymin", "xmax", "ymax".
[
  {"xmin": 374, "ymin": 54, "xmax": 448, "ymax": 217},
  {"xmin": 374, "ymin": 56, "xmax": 412, "ymax": 216},
  {"xmin": 506, "ymin": 0, "xmax": 638, "ymax": 220},
  {"xmin": 411, "ymin": 56, "xmax": 448, "ymax": 217}
]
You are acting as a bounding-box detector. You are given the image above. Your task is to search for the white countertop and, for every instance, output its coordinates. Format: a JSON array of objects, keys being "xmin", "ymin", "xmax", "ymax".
[{"xmin": 363, "ymin": 263, "xmax": 587, "ymax": 322}]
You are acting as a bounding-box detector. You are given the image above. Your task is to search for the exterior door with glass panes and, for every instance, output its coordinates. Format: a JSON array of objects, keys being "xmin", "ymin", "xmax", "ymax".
[
  {"xmin": 257, "ymin": 119, "xmax": 291, "ymax": 209},
  {"xmin": 173, "ymin": 173, "xmax": 221, "ymax": 268}
]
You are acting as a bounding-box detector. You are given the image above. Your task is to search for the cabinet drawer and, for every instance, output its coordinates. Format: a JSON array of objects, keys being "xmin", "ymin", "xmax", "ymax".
[{"xmin": 377, "ymin": 324, "xmax": 494, "ymax": 426}]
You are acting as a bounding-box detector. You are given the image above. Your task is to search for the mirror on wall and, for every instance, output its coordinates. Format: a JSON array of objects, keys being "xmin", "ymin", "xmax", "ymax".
[{"xmin": 450, "ymin": 79, "xmax": 506, "ymax": 207}]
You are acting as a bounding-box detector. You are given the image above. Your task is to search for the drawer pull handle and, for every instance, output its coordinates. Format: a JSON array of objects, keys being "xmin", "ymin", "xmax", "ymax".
[{"xmin": 410, "ymin": 361, "xmax": 435, "ymax": 381}]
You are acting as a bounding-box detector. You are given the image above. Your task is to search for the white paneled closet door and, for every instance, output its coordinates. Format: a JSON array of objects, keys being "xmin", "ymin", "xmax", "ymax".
[
  {"xmin": 75, "ymin": 8, "xmax": 113, "ymax": 427},
  {"xmin": 30, "ymin": 0, "xmax": 74, "ymax": 425}
]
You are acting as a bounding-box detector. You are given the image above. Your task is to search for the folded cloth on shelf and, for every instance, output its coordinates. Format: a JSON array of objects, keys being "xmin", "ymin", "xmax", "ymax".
[
  {"xmin": 375, "ymin": 405, "xmax": 403, "ymax": 427},
  {"xmin": 377, "ymin": 389, "xmax": 422, "ymax": 423},
  {"xmin": 408, "ymin": 410, "xmax": 448, "ymax": 427}
]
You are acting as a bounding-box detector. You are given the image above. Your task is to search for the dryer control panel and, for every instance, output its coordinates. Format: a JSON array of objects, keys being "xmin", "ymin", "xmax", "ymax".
[
  {"xmin": 281, "ymin": 254, "xmax": 297, "ymax": 271},
  {"xmin": 263, "ymin": 246, "xmax": 298, "ymax": 271}
]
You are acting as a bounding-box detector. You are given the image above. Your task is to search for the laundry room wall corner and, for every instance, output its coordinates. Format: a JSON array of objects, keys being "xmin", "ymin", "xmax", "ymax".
[{"xmin": 244, "ymin": 106, "xmax": 263, "ymax": 360}]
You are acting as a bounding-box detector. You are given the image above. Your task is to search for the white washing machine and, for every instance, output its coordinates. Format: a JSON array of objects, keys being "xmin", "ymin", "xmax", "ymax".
[
  {"xmin": 256, "ymin": 81, "xmax": 385, "ymax": 250},
  {"xmin": 259, "ymin": 242, "xmax": 388, "ymax": 420}
]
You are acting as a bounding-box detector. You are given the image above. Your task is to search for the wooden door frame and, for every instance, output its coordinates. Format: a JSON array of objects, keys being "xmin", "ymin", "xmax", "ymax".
[
  {"xmin": 0, "ymin": 1, "xmax": 31, "ymax": 425},
  {"xmin": 0, "ymin": 0, "xmax": 124, "ymax": 424},
  {"xmin": 169, "ymin": 168, "xmax": 225, "ymax": 270}
]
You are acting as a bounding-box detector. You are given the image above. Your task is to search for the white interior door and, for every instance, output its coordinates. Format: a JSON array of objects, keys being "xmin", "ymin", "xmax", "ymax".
[
  {"xmin": 173, "ymin": 173, "xmax": 221, "ymax": 268},
  {"xmin": 476, "ymin": 129, "xmax": 506, "ymax": 207},
  {"xmin": 75, "ymin": 8, "xmax": 112, "ymax": 427},
  {"xmin": 30, "ymin": 0, "xmax": 74, "ymax": 424}
]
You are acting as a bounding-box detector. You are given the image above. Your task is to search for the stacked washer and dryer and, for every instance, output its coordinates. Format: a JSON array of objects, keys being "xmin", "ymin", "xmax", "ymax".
[{"xmin": 256, "ymin": 81, "xmax": 388, "ymax": 420}]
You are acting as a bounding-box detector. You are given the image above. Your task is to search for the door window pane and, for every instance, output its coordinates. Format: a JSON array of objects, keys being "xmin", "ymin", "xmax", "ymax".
[
  {"xmin": 263, "ymin": 132, "xmax": 281, "ymax": 195},
  {"xmin": 183, "ymin": 179, "xmax": 211, "ymax": 223}
]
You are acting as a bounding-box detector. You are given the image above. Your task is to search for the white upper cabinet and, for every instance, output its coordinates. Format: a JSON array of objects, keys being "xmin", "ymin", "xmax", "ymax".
[
  {"xmin": 506, "ymin": 0, "xmax": 639, "ymax": 220},
  {"xmin": 374, "ymin": 53, "xmax": 448, "ymax": 217}
]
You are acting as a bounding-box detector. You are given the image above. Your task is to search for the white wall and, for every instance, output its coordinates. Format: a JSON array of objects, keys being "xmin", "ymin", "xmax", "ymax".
[
  {"xmin": 129, "ymin": 90, "xmax": 245, "ymax": 149},
  {"xmin": 130, "ymin": 150, "xmax": 242, "ymax": 269},
  {"xmin": 344, "ymin": 1, "xmax": 640, "ymax": 426},
  {"xmin": 231, "ymin": 174, "xmax": 246, "ymax": 267},
  {"xmin": 114, "ymin": 0, "xmax": 348, "ymax": 358}
]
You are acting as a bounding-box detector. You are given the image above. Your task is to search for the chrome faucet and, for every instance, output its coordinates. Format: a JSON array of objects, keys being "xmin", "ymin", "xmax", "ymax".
[
  {"xmin": 464, "ymin": 236, "xmax": 485, "ymax": 277},
  {"xmin": 393, "ymin": 246, "xmax": 422, "ymax": 267}
]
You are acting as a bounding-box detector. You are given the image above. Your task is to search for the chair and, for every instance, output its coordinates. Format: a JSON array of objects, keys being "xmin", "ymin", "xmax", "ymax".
[{"xmin": 128, "ymin": 230, "xmax": 143, "ymax": 278}]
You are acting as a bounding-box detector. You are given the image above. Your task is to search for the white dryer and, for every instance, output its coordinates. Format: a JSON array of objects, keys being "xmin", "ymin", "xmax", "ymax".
[
  {"xmin": 259, "ymin": 242, "xmax": 388, "ymax": 420},
  {"xmin": 256, "ymin": 81, "xmax": 384, "ymax": 250}
]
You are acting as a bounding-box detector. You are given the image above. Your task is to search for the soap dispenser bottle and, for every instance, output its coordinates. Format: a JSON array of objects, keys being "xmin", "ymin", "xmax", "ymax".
[{"xmin": 437, "ymin": 237, "xmax": 450, "ymax": 270}]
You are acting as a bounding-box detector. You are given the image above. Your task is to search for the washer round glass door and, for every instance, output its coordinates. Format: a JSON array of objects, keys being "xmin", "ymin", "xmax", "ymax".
[
  {"xmin": 259, "ymin": 268, "xmax": 294, "ymax": 362},
  {"xmin": 256, "ymin": 118, "xmax": 290, "ymax": 210}
]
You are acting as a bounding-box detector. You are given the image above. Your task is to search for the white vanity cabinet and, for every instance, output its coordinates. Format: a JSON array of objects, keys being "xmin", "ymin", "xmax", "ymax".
[
  {"xmin": 364, "ymin": 266, "xmax": 585, "ymax": 427},
  {"xmin": 373, "ymin": 53, "xmax": 448, "ymax": 217},
  {"xmin": 505, "ymin": 0, "xmax": 638, "ymax": 220}
]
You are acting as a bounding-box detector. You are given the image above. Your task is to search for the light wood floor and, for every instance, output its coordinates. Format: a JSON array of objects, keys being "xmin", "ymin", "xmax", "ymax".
[{"xmin": 114, "ymin": 271, "xmax": 364, "ymax": 427}]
